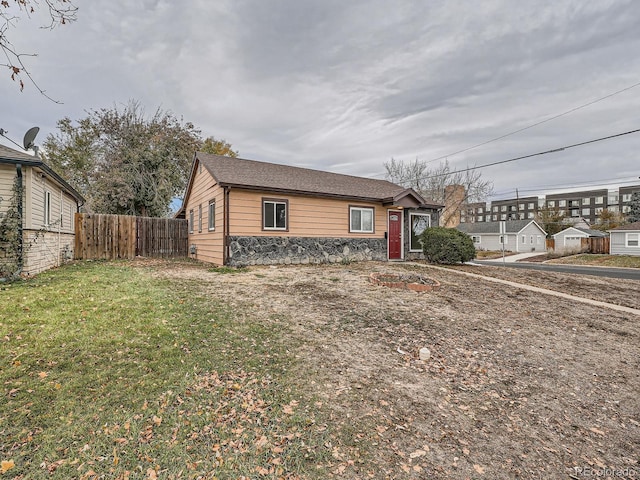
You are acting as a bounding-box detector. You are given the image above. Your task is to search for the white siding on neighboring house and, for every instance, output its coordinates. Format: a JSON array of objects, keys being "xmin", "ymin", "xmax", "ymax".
[{"xmin": 610, "ymin": 231, "xmax": 640, "ymax": 256}]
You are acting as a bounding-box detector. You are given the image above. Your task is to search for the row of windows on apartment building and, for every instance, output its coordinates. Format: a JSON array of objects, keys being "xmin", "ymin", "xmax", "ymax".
[
  {"xmin": 188, "ymin": 199, "xmax": 433, "ymax": 252},
  {"xmin": 463, "ymin": 191, "xmax": 637, "ymax": 223}
]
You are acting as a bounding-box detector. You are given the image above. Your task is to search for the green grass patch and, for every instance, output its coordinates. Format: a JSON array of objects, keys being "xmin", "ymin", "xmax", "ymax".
[
  {"xmin": 0, "ymin": 262, "xmax": 331, "ymax": 479},
  {"xmin": 547, "ymin": 253, "xmax": 640, "ymax": 268}
]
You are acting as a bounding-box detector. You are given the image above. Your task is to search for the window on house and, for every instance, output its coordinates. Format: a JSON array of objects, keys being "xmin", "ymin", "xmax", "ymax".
[
  {"xmin": 521, "ymin": 235, "xmax": 526, "ymax": 244},
  {"xmin": 582, "ymin": 208, "xmax": 591, "ymax": 216},
  {"xmin": 558, "ymin": 200, "xmax": 566, "ymax": 207},
  {"xmin": 477, "ymin": 207, "xmax": 483, "ymax": 214},
  {"xmin": 609, "ymin": 195, "xmax": 618, "ymax": 204},
  {"xmin": 263, "ymin": 199, "xmax": 288, "ymax": 230},
  {"xmin": 528, "ymin": 212, "xmax": 534, "ymax": 219},
  {"xmin": 44, "ymin": 191, "xmax": 51, "ymax": 226},
  {"xmin": 499, "ymin": 235, "xmax": 508, "ymax": 244},
  {"xmin": 409, "ymin": 213, "xmax": 430, "ymax": 251},
  {"xmin": 501, "ymin": 205, "xmax": 507, "ymax": 212},
  {"xmin": 626, "ymin": 233, "xmax": 639, "ymax": 247},
  {"xmin": 622, "ymin": 194, "xmax": 632, "ymax": 202},
  {"xmin": 492, "ymin": 206, "xmax": 498, "ymax": 212},
  {"xmin": 471, "ymin": 235, "xmax": 481, "ymax": 244},
  {"xmin": 595, "ymin": 207, "xmax": 603, "ymax": 215},
  {"xmin": 189, "ymin": 209, "xmax": 194, "ymax": 233},
  {"xmin": 622, "ymin": 205, "xmax": 631, "ymax": 213},
  {"xmin": 208, "ymin": 200, "xmax": 215, "ymax": 231},
  {"xmin": 519, "ymin": 203, "xmax": 525, "ymax": 210},
  {"xmin": 582, "ymin": 197, "xmax": 591, "ymax": 205},
  {"xmin": 492, "ymin": 214, "xmax": 497, "ymax": 221},
  {"xmin": 500, "ymin": 214, "xmax": 506, "ymax": 220},
  {"xmin": 350, "ymin": 206, "xmax": 374, "ymax": 233},
  {"xmin": 198, "ymin": 204, "xmax": 202, "ymax": 233},
  {"xmin": 528, "ymin": 202, "xmax": 534, "ymax": 209},
  {"xmin": 595, "ymin": 196, "xmax": 604, "ymax": 204},
  {"xmin": 70, "ymin": 204, "xmax": 75, "ymax": 230},
  {"xmin": 548, "ymin": 200, "xmax": 555, "ymax": 207},
  {"xmin": 530, "ymin": 235, "xmax": 534, "ymax": 244},
  {"xmin": 519, "ymin": 213, "xmax": 525, "ymax": 220}
]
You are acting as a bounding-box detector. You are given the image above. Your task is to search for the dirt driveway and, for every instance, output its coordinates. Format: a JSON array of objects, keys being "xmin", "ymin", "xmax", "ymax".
[{"xmin": 146, "ymin": 260, "xmax": 640, "ymax": 479}]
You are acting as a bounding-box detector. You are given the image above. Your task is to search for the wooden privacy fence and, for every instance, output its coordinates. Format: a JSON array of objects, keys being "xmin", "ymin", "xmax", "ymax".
[
  {"xmin": 581, "ymin": 236, "xmax": 610, "ymax": 254},
  {"xmin": 546, "ymin": 236, "xmax": 610, "ymax": 254},
  {"xmin": 75, "ymin": 213, "xmax": 188, "ymax": 260}
]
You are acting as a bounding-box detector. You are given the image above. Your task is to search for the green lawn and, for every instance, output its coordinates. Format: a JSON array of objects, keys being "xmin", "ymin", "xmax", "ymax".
[{"xmin": 0, "ymin": 261, "xmax": 329, "ymax": 479}]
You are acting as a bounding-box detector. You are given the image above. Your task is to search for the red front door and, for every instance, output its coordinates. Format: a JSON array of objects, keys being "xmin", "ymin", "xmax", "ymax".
[{"xmin": 388, "ymin": 210, "xmax": 402, "ymax": 260}]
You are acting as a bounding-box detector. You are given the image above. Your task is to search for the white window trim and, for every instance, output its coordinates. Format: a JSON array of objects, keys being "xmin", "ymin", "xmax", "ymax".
[
  {"xmin": 263, "ymin": 199, "xmax": 288, "ymax": 231},
  {"xmin": 188, "ymin": 209, "xmax": 194, "ymax": 233},
  {"xmin": 409, "ymin": 212, "xmax": 430, "ymax": 252},
  {"xmin": 471, "ymin": 235, "xmax": 481, "ymax": 244},
  {"xmin": 208, "ymin": 200, "xmax": 215, "ymax": 231},
  {"xmin": 625, "ymin": 232, "xmax": 639, "ymax": 247},
  {"xmin": 350, "ymin": 206, "xmax": 375, "ymax": 233},
  {"xmin": 44, "ymin": 190, "xmax": 51, "ymax": 227}
]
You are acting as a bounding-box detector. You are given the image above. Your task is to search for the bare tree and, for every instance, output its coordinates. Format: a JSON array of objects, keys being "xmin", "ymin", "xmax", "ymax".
[
  {"xmin": 1, "ymin": 0, "xmax": 77, "ymax": 101},
  {"xmin": 384, "ymin": 158, "xmax": 493, "ymax": 226}
]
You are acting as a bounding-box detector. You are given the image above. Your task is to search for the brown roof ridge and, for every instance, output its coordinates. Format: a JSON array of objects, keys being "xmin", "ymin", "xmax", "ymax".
[{"xmin": 196, "ymin": 152, "xmax": 410, "ymax": 201}]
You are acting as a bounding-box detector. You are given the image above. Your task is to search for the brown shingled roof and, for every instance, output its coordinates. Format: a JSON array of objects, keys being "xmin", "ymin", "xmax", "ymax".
[
  {"xmin": 197, "ymin": 153, "xmax": 433, "ymax": 204},
  {"xmin": 610, "ymin": 221, "xmax": 640, "ymax": 231},
  {"xmin": 0, "ymin": 143, "xmax": 37, "ymax": 161}
]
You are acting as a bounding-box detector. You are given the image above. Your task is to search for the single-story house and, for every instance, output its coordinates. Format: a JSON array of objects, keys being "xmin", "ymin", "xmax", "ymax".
[
  {"xmin": 177, "ymin": 153, "xmax": 443, "ymax": 266},
  {"xmin": 609, "ymin": 221, "xmax": 640, "ymax": 256},
  {"xmin": 552, "ymin": 226, "xmax": 607, "ymax": 253},
  {"xmin": 457, "ymin": 219, "xmax": 547, "ymax": 252},
  {"xmin": 0, "ymin": 143, "xmax": 84, "ymax": 277}
]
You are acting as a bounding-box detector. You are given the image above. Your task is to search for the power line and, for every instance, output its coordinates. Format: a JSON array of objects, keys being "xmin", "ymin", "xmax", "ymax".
[
  {"xmin": 369, "ymin": 79, "xmax": 640, "ymax": 180},
  {"xmin": 492, "ymin": 176, "xmax": 640, "ymax": 197},
  {"xmin": 419, "ymin": 79, "xmax": 640, "ymax": 166},
  {"xmin": 418, "ymin": 128, "xmax": 640, "ymax": 180}
]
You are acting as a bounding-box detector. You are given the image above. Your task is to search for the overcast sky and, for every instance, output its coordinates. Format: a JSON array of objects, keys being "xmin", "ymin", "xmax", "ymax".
[{"xmin": 2, "ymin": 0, "xmax": 640, "ymax": 200}]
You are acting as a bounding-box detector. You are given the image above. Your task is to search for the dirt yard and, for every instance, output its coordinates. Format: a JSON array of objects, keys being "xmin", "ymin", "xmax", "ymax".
[{"xmin": 144, "ymin": 260, "xmax": 639, "ymax": 479}]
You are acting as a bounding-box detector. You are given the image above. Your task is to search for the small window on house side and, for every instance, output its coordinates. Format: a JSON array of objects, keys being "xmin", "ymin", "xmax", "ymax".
[
  {"xmin": 471, "ymin": 235, "xmax": 481, "ymax": 244},
  {"xmin": 198, "ymin": 204, "xmax": 202, "ymax": 233},
  {"xmin": 189, "ymin": 209, "xmax": 194, "ymax": 233},
  {"xmin": 44, "ymin": 191, "xmax": 51, "ymax": 226},
  {"xmin": 521, "ymin": 235, "xmax": 526, "ymax": 244},
  {"xmin": 263, "ymin": 199, "xmax": 288, "ymax": 230},
  {"xmin": 350, "ymin": 206, "xmax": 374, "ymax": 233},
  {"xmin": 626, "ymin": 233, "xmax": 639, "ymax": 247},
  {"xmin": 208, "ymin": 200, "xmax": 215, "ymax": 231}
]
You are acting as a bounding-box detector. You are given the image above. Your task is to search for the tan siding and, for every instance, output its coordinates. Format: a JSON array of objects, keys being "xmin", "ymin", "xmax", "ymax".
[
  {"xmin": 229, "ymin": 189, "xmax": 387, "ymax": 238},
  {"xmin": 0, "ymin": 164, "xmax": 15, "ymax": 208},
  {"xmin": 185, "ymin": 160, "xmax": 225, "ymax": 265}
]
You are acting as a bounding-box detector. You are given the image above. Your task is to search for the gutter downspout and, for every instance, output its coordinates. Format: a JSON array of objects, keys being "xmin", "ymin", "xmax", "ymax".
[
  {"xmin": 16, "ymin": 163, "xmax": 24, "ymax": 275},
  {"xmin": 224, "ymin": 187, "xmax": 230, "ymax": 265}
]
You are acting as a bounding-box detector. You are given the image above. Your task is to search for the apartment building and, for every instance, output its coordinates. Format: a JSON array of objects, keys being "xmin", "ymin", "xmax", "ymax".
[{"xmin": 461, "ymin": 185, "xmax": 639, "ymax": 224}]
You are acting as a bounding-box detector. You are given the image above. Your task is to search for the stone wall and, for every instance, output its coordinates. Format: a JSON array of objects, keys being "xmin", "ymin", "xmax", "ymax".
[{"xmin": 227, "ymin": 236, "xmax": 386, "ymax": 266}]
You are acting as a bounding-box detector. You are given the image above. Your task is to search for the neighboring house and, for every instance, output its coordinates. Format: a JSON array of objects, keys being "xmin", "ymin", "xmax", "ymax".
[
  {"xmin": 609, "ymin": 221, "xmax": 640, "ymax": 256},
  {"xmin": 457, "ymin": 219, "xmax": 547, "ymax": 252},
  {"xmin": 552, "ymin": 226, "xmax": 607, "ymax": 253},
  {"xmin": 0, "ymin": 144, "xmax": 84, "ymax": 277},
  {"xmin": 177, "ymin": 153, "xmax": 442, "ymax": 266}
]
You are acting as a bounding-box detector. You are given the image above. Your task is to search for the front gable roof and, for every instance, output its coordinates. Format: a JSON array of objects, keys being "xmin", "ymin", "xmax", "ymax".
[
  {"xmin": 182, "ymin": 153, "xmax": 443, "ymax": 208},
  {"xmin": 0, "ymin": 143, "xmax": 85, "ymax": 203},
  {"xmin": 457, "ymin": 219, "xmax": 546, "ymax": 236},
  {"xmin": 553, "ymin": 226, "xmax": 607, "ymax": 239}
]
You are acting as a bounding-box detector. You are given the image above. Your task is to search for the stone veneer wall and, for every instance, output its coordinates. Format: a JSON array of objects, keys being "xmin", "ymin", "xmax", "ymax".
[{"xmin": 227, "ymin": 236, "xmax": 386, "ymax": 266}]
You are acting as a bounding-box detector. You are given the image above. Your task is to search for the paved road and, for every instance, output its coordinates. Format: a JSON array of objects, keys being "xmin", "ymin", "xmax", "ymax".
[{"xmin": 472, "ymin": 260, "xmax": 640, "ymax": 280}]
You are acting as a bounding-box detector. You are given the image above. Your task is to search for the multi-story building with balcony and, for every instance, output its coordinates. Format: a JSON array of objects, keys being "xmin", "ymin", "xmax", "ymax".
[{"xmin": 459, "ymin": 185, "xmax": 640, "ymax": 225}]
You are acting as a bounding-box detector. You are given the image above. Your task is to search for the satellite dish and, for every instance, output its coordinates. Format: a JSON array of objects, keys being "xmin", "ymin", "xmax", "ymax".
[{"xmin": 23, "ymin": 127, "xmax": 40, "ymax": 151}]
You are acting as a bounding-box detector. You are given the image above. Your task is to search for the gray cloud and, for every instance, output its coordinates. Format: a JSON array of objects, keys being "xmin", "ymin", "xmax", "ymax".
[{"xmin": 2, "ymin": 0, "xmax": 640, "ymax": 200}]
